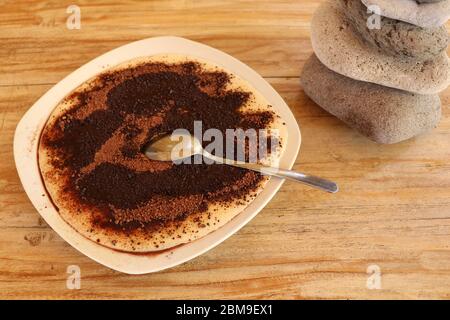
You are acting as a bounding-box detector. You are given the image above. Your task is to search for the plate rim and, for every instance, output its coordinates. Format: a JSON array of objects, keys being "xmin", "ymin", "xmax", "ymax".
[{"xmin": 13, "ymin": 36, "xmax": 301, "ymax": 274}]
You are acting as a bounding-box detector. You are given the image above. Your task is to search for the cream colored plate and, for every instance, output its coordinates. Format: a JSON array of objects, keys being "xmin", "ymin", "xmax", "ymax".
[{"xmin": 14, "ymin": 36, "xmax": 301, "ymax": 274}]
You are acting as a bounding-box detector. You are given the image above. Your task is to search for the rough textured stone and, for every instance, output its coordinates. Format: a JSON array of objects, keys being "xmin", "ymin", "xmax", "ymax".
[
  {"xmin": 300, "ymin": 55, "xmax": 441, "ymax": 144},
  {"xmin": 311, "ymin": 1, "xmax": 450, "ymax": 94},
  {"xmin": 338, "ymin": 0, "xmax": 448, "ymax": 61},
  {"xmin": 362, "ymin": 0, "xmax": 450, "ymax": 28}
]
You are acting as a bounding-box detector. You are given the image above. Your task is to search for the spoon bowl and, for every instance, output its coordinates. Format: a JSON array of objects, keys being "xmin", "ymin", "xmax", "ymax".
[{"xmin": 145, "ymin": 133, "xmax": 202, "ymax": 162}]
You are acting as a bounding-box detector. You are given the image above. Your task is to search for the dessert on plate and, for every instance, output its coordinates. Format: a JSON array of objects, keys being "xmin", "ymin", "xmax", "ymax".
[{"xmin": 38, "ymin": 54, "xmax": 287, "ymax": 252}]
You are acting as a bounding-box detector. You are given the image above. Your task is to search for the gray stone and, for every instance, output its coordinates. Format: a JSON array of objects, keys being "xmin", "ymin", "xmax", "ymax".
[
  {"xmin": 300, "ymin": 54, "xmax": 441, "ymax": 144},
  {"xmin": 362, "ymin": 0, "xmax": 450, "ymax": 28},
  {"xmin": 311, "ymin": 1, "xmax": 450, "ymax": 94},
  {"xmin": 338, "ymin": 0, "xmax": 448, "ymax": 61}
]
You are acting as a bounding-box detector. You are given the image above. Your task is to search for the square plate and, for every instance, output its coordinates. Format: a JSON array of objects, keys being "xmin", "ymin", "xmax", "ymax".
[{"xmin": 14, "ymin": 36, "xmax": 301, "ymax": 274}]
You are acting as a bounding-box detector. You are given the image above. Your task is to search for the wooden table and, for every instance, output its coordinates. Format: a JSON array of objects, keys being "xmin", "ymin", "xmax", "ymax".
[{"xmin": 1, "ymin": 0, "xmax": 450, "ymax": 300}]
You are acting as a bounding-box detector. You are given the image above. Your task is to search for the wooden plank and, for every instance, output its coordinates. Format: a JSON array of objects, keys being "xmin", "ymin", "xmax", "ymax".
[
  {"xmin": 2, "ymin": 78, "xmax": 450, "ymax": 299},
  {"xmin": 1, "ymin": 0, "xmax": 450, "ymax": 300},
  {"xmin": 0, "ymin": 0, "xmax": 319, "ymax": 85},
  {"xmin": 0, "ymin": 34, "xmax": 311, "ymax": 85},
  {"xmin": 1, "ymin": 226, "xmax": 450, "ymax": 299}
]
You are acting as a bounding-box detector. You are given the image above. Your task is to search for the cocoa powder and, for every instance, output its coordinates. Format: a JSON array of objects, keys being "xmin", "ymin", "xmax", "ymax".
[{"xmin": 41, "ymin": 60, "xmax": 275, "ymax": 231}]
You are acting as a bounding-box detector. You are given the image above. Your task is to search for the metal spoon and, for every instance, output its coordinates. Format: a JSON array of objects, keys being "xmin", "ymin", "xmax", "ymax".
[{"xmin": 144, "ymin": 133, "xmax": 338, "ymax": 193}]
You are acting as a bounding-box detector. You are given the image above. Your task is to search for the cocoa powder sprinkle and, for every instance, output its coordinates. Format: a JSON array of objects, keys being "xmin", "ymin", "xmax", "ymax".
[{"xmin": 41, "ymin": 60, "xmax": 275, "ymax": 232}]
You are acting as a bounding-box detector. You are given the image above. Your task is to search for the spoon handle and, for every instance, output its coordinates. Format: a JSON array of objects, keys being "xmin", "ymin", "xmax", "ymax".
[
  {"xmin": 204, "ymin": 154, "xmax": 338, "ymax": 193},
  {"xmin": 262, "ymin": 167, "xmax": 338, "ymax": 193}
]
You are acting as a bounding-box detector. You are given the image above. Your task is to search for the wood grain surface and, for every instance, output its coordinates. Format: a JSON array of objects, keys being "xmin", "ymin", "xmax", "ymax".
[{"xmin": 1, "ymin": 0, "xmax": 450, "ymax": 300}]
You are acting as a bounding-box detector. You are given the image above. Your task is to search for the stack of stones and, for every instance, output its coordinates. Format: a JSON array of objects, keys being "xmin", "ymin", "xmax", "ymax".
[{"xmin": 300, "ymin": 0, "xmax": 450, "ymax": 144}]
